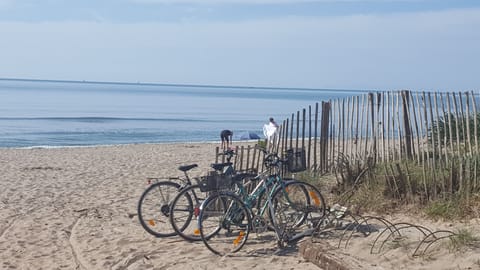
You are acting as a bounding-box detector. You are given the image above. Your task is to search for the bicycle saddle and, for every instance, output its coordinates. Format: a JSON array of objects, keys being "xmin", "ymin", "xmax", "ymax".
[
  {"xmin": 210, "ymin": 162, "xmax": 232, "ymax": 171},
  {"xmin": 178, "ymin": 164, "xmax": 198, "ymax": 172}
]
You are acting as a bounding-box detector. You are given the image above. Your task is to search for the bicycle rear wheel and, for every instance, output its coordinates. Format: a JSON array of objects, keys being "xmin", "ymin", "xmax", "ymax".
[
  {"xmin": 198, "ymin": 192, "xmax": 251, "ymax": 256},
  {"xmin": 137, "ymin": 181, "xmax": 181, "ymax": 237},
  {"xmin": 169, "ymin": 184, "xmax": 209, "ymax": 241},
  {"xmin": 270, "ymin": 181, "xmax": 326, "ymax": 244}
]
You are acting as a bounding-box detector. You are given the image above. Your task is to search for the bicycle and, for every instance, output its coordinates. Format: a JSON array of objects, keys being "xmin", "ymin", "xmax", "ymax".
[
  {"xmin": 197, "ymin": 148, "xmax": 327, "ymax": 255},
  {"xmin": 137, "ymin": 149, "xmax": 240, "ymax": 238},
  {"xmin": 168, "ymin": 149, "xmax": 258, "ymax": 241},
  {"xmin": 137, "ymin": 164, "xmax": 198, "ymax": 237}
]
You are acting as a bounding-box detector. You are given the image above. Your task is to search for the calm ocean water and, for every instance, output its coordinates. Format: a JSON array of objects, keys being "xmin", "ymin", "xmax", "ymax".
[{"xmin": 0, "ymin": 79, "xmax": 365, "ymax": 148}]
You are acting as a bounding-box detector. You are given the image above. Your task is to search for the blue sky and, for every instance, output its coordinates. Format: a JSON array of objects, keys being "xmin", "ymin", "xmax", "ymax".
[{"xmin": 0, "ymin": 0, "xmax": 479, "ymax": 91}]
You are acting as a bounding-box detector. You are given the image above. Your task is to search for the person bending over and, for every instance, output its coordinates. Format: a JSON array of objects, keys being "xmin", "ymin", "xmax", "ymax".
[{"xmin": 220, "ymin": 129, "xmax": 233, "ymax": 150}]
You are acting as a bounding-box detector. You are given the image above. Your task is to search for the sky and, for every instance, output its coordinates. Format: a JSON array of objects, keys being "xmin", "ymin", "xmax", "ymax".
[{"xmin": 0, "ymin": 0, "xmax": 479, "ymax": 91}]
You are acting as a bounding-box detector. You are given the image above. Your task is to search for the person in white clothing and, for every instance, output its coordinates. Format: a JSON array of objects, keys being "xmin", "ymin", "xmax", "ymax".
[{"xmin": 263, "ymin": 117, "xmax": 279, "ymax": 144}]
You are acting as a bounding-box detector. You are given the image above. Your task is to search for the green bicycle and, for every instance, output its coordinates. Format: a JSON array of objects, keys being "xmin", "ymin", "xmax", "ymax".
[{"xmin": 197, "ymin": 149, "xmax": 326, "ymax": 255}]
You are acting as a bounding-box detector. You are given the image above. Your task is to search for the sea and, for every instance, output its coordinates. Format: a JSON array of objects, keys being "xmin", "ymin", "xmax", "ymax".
[{"xmin": 0, "ymin": 78, "xmax": 367, "ymax": 148}]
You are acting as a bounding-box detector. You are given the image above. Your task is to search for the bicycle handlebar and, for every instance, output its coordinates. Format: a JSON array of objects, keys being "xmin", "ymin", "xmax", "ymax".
[
  {"xmin": 254, "ymin": 145, "xmax": 292, "ymax": 169},
  {"xmin": 263, "ymin": 153, "xmax": 289, "ymax": 169},
  {"xmin": 218, "ymin": 149, "xmax": 236, "ymax": 162},
  {"xmin": 218, "ymin": 149, "xmax": 235, "ymax": 156}
]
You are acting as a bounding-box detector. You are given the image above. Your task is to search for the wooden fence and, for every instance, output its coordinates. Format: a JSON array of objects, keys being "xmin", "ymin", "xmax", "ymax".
[
  {"xmin": 214, "ymin": 144, "xmax": 264, "ymax": 173},
  {"xmin": 223, "ymin": 90, "xmax": 480, "ymax": 199}
]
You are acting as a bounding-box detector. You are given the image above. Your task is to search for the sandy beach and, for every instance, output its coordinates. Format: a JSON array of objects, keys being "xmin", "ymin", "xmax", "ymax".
[
  {"xmin": 0, "ymin": 142, "xmax": 320, "ymax": 270},
  {"xmin": 1, "ymin": 142, "xmax": 479, "ymax": 270}
]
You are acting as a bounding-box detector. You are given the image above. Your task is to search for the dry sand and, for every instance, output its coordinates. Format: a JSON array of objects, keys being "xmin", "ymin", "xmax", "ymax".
[
  {"xmin": 1, "ymin": 142, "xmax": 479, "ymax": 270},
  {"xmin": 0, "ymin": 143, "xmax": 319, "ymax": 270}
]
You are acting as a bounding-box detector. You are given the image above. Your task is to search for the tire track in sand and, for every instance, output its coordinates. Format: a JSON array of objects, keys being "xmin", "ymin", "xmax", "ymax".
[{"xmin": 64, "ymin": 211, "xmax": 89, "ymax": 270}]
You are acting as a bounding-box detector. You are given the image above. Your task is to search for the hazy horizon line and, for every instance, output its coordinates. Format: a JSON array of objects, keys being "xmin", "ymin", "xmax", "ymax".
[{"xmin": 0, "ymin": 77, "xmax": 376, "ymax": 93}]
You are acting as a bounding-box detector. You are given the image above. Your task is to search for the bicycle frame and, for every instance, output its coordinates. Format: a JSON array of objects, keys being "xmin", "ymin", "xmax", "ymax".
[{"xmin": 223, "ymin": 171, "xmax": 300, "ymax": 239}]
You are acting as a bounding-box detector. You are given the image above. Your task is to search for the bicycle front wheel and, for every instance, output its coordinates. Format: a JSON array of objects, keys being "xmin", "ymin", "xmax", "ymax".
[
  {"xmin": 169, "ymin": 184, "xmax": 209, "ymax": 241},
  {"xmin": 198, "ymin": 192, "xmax": 251, "ymax": 256},
  {"xmin": 137, "ymin": 181, "xmax": 182, "ymax": 237}
]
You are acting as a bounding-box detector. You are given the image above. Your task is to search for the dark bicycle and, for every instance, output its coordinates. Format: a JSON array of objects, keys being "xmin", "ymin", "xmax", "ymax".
[{"xmin": 197, "ymin": 148, "xmax": 327, "ymax": 255}]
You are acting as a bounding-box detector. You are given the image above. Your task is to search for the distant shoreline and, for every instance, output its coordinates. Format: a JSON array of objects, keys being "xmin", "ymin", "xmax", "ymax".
[
  {"xmin": 0, "ymin": 139, "xmax": 264, "ymax": 150},
  {"xmin": 0, "ymin": 140, "xmax": 218, "ymax": 150}
]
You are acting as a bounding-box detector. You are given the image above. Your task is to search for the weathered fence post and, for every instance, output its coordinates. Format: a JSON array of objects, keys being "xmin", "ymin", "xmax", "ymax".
[
  {"xmin": 313, "ymin": 102, "xmax": 319, "ymax": 172},
  {"xmin": 320, "ymin": 101, "xmax": 331, "ymax": 172},
  {"xmin": 401, "ymin": 90, "xmax": 413, "ymax": 159}
]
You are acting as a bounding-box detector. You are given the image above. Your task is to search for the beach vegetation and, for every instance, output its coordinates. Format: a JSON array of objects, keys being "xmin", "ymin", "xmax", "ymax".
[
  {"xmin": 448, "ymin": 229, "xmax": 480, "ymax": 251},
  {"xmin": 256, "ymin": 139, "xmax": 267, "ymax": 149},
  {"xmin": 290, "ymin": 170, "xmax": 315, "ymax": 184},
  {"xmin": 324, "ymin": 154, "xmax": 480, "ymax": 219},
  {"xmin": 425, "ymin": 193, "xmax": 480, "ymax": 220},
  {"xmin": 334, "ymin": 153, "xmax": 373, "ymax": 195},
  {"xmin": 424, "ymin": 199, "xmax": 458, "ymax": 220},
  {"xmin": 429, "ymin": 112, "xmax": 480, "ymax": 148}
]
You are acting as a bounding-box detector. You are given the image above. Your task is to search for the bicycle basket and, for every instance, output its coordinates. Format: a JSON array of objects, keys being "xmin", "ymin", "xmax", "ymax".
[
  {"xmin": 198, "ymin": 172, "xmax": 233, "ymax": 192},
  {"xmin": 286, "ymin": 148, "xmax": 307, "ymax": 173}
]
